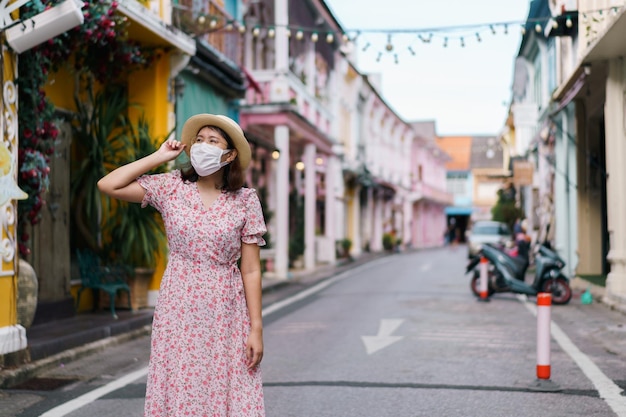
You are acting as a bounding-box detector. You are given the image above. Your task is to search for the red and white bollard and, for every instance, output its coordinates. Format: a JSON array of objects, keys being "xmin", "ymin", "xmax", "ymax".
[
  {"xmin": 478, "ymin": 256, "xmax": 490, "ymax": 301},
  {"xmin": 530, "ymin": 292, "xmax": 561, "ymax": 391},
  {"xmin": 536, "ymin": 292, "xmax": 551, "ymax": 380}
]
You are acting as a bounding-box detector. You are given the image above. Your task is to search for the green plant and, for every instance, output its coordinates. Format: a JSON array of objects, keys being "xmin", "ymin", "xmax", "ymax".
[
  {"xmin": 288, "ymin": 189, "xmax": 305, "ymax": 265},
  {"xmin": 16, "ymin": 0, "xmax": 157, "ymax": 257},
  {"xmin": 491, "ymin": 187, "xmax": 523, "ymax": 231},
  {"xmin": 103, "ymin": 118, "xmax": 168, "ymax": 267},
  {"xmin": 70, "ymin": 84, "xmax": 132, "ymax": 253},
  {"xmin": 382, "ymin": 233, "xmax": 394, "ymax": 251}
]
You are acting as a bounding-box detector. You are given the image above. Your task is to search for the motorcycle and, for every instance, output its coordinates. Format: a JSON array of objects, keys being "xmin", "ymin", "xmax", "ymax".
[{"xmin": 466, "ymin": 242, "xmax": 572, "ymax": 305}]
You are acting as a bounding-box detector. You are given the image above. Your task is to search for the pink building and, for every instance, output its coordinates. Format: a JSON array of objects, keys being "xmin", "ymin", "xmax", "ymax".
[{"xmin": 406, "ymin": 122, "xmax": 454, "ymax": 249}]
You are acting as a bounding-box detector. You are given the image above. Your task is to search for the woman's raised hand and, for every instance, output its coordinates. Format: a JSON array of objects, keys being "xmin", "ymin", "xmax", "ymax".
[{"xmin": 157, "ymin": 139, "xmax": 186, "ymax": 162}]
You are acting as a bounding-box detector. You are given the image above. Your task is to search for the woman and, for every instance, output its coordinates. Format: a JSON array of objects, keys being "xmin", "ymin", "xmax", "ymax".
[{"xmin": 98, "ymin": 114, "xmax": 266, "ymax": 416}]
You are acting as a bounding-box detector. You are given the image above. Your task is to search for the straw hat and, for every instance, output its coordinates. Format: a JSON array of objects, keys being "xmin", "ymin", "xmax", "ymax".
[{"xmin": 180, "ymin": 114, "xmax": 251, "ymax": 170}]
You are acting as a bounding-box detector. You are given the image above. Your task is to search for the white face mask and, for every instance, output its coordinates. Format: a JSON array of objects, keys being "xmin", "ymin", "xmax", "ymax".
[{"xmin": 190, "ymin": 143, "xmax": 232, "ymax": 177}]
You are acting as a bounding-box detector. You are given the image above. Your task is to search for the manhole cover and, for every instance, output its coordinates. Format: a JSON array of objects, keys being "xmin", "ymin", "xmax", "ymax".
[{"xmin": 10, "ymin": 377, "xmax": 78, "ymax": 391}]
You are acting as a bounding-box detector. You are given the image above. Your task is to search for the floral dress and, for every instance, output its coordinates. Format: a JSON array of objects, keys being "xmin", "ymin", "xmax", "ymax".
[{"xmin": 137, "ymin": 170, "xmax": 266, "ymax": 417}]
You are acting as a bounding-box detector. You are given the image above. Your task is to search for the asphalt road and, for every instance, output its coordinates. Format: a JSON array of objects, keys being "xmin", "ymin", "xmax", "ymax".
[{"xmin": 3, "ymin": 246, "xmax": 626, "ymax": 417}]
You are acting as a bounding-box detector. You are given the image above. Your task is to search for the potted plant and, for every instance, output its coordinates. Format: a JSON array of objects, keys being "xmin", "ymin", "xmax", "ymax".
[{"xmin": 104, "ymin": 117, "xmax": 168, "ymax": 309}]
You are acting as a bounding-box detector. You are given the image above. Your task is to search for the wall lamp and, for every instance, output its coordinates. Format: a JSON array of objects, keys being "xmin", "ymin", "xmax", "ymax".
[
  {"xmin": 5, "ymin": 0, "xmax": 85, "ymax": 54},
  {"xmin": 271, "ymin": 150, "xmax": 280, "ymax": 160}
]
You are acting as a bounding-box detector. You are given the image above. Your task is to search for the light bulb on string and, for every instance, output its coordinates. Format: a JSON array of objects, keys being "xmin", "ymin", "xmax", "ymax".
[
  {"xmin": 311, "ymin": 32, "xmax": 319, "ymax": 42},
  {"xmin": 209, "ymin": 19, "xmax": 217, "ymax": 29},
  {"xmin": 552, "ymin": 20, "xmax": 558, "ymax": 29},
  {"xmin": 342, "ymin": 34, "xmax": 350, "ymax": 43},
  {"xmin": 475, "ymin": 32, "xmax": 481, "ymax": 42},
  {"xmin": 385, "ymin": 34, "xmax": 393, "ymax": 52},
  {"xmin": 407, "ymin": 46, "xmax": 416, "ymax": 56},
  {"xmin": 362, "ymin": 42, "xmax": 371, "ymax": 52},
  {"xmin": 394, "ymin": 54, "xmax": 398, "ymax": 64},
  {"xmin": 460, "ymin": 37, "xmax": 465, "ymax": 47},
  {"xmin": 535, "ymin": 23, "xmax": 542, "ymax": 33},
  {"xmin": 565, "ymin": 17, "xmax": 572, "ymax": 28},
  {"xmin": 521, "ymin": 25, "xmax": 526, "ymax": 35},
  {"xmin": 490, "ymin": 25, "xmax": 496, "ymax": 35},
  {"xmin": 443, "ymin": 37, "xmax": 448, "ymax": 47},
  {"xmin": 268, "ymin": 27, "xmax": 275, "ymax": 38},
  {"xmin": 296, "ymin": 30, "xmax": 304, "ymax": 40},
  {"xmin": 286, "ymin": 29, "xmax": 291, "ymax": 38},
  {"xmin": 252, "ymin": 26, "xmax": 260, "ymax": 37},
  {"xmin": 197, "ymin": 15, "xmax": 206, "ymax": 25},
  {"xmin": 504, "ymin": 24, "xmax": 508, "ymax": 34},
  {"xmin": 238, "ymin": 24, "xmax": 246, "ymax": 34},
  {"xmin": 326, "ymin": 33, "xmax": 334, "ymax": 43},
  {"xmin": 225, "ymin": 21, "xmax": 234, "ymax": 31},
  {"xmin": 376, "ymin": 52, "xmax": 382, "ymax": 62}
]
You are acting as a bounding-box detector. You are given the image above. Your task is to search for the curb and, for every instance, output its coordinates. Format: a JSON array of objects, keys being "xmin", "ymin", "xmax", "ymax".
[{"xmin": 0, "ymin": 325, "xmax": 152, "ymax": 389}]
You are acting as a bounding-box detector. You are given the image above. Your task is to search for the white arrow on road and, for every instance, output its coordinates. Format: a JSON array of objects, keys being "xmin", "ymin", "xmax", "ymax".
[{"xmin": 361, "ymin": 319, "xmax": 405, "ymax": 355}]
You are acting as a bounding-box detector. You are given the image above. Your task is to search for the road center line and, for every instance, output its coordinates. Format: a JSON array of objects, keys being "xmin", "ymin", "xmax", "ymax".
[
  {"xmin": 518, "ymin": 295, "xmax": 626, "ymax": 416},
  {"xmin": 39, "ymin": 367, "xmax": 148, "ymax": 417}
]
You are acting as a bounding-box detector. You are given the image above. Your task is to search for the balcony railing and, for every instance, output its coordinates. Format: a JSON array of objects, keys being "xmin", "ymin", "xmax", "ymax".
[
  {"xmin": 409, "ymin": 181, "xmax": 454, "ymax": 205},
  {"xmin": 244, "ymin": 69, "xmax": 332, "ymax": 137}
]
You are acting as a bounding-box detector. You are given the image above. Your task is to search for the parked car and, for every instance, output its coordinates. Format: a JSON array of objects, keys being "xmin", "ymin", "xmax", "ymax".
[{"xmin": 466, "ymin": 220, "xmax": 513, "ymax": 258}]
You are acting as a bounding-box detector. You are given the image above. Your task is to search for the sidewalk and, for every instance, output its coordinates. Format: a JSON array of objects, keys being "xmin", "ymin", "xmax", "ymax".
[{"xmin": 0, "ymin": 251, "xmax": 388, "ymax": 389}]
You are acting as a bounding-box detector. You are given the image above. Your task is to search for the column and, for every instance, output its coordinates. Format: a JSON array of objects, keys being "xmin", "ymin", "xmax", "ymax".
[
  {"xmin": 274, "ymin": 126, "xmax": 290, "ymax": 279},
  {"xmin": 372, "ymin": 190, "xmax": 384, "ymax": 251},
  {"xmin": 350, "ymin": 185, "xmax": 362, "ymax": 257},
  {"xmin": 304, "ymin": 143, "xmax": 316, "ymax": 270},
  {"xmin": 0, "ymin": 49, "xmax": 27, "ymax": 362},
  {"xmin": 604, "ymin": 58, "xmax": 626, "ymax": 306},
  {"xmin": 272, "ymin": 0, "xmax": 289, "ymax": 102}
]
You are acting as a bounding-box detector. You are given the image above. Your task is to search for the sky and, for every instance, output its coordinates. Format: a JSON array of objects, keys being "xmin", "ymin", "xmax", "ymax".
[{"xmin": 324, "ymin": 0, "xmax": 531, "ymax": 136}]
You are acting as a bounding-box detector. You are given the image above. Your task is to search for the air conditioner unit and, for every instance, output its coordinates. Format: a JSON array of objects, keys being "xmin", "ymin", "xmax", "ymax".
[{"xmin": 5, "ymin": 0, "xmax": 85, "ymax": 54}]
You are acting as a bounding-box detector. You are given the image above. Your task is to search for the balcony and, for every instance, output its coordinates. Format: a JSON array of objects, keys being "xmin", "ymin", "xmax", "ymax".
[
  {"xmin": 244, "ymin": 69, "xmax": 332, "ymax": 137},
  {"xmin": 408, "ymin": 181, "xmax": 454, "ymax": 206}
]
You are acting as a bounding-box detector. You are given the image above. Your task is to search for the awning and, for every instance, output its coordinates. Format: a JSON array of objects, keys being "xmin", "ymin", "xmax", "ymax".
[
  {"xmin": 117, "ymin": 0, "xmax": 196, "ymax": 56},
  {"xmin": 445, "ymin": 206, "xmax": 474, "ymax": 216}
]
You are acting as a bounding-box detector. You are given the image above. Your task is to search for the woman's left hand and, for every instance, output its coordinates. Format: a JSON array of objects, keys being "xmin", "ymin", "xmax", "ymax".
[{"xmin": 246, "ymin": 329, "xmax": 264, "ymax": 369}]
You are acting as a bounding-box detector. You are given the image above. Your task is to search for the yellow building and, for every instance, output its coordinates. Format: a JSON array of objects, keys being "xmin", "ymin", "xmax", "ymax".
[{"xmin": 0, "ymin": 0, "xmax": 195, "ymax": 364}]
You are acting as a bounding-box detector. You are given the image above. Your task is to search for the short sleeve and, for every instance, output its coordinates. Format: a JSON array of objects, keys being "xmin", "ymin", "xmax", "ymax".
[
  {"xmin": 241, "ymin": 188, "xmax": 267, "ymax": 246},
  {"xmin": 136, "ymin": 171, "xmax": 180, "ymax": 212}
]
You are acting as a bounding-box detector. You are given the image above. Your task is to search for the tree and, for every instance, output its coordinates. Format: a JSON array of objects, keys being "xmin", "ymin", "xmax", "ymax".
[{"xmin": 491, "ymin": 184, "xmax": 522, "ymax": 231}]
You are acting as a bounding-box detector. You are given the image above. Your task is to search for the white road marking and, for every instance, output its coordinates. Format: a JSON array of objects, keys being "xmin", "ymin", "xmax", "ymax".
[
  {"xmin": 361, "ymin": 319, "xmax": 405, "ymax": 355},
  {"xmin": 39, "ymin": 367, "xmax": 148, "ymax": 417},
  {"xmin": 518, "ymin": 295, "xmax": 626, "ymax": 416},
  {"xmin": 261, "ymin": 258, "xmax": 394, "ymax": 317}
]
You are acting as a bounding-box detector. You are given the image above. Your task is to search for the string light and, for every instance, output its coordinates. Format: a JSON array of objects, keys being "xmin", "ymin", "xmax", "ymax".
[
  {"xmin": 189, "ymin": 4, "xmax": 623, "ymax": 64},
  {"xmin": 385, "ymin": 34, "xmax": 393, "ymax": 52}
]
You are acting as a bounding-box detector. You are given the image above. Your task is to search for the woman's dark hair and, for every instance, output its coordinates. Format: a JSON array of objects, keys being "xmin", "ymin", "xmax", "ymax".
[{"xmin": 181, "ymin": 125, "xmax": 245, "ymax": 191}]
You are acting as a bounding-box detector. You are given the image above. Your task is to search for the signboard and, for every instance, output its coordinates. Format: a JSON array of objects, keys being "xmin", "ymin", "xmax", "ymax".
[{"xmin": 513, "ymin": 160, "xmax": 534, "ymax": 185}]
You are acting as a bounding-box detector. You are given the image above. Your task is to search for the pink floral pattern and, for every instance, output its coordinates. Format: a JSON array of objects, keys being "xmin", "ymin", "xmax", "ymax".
[{"xmin": 137, "ymin": 171, "xmax": 266, "ymax": 417}]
